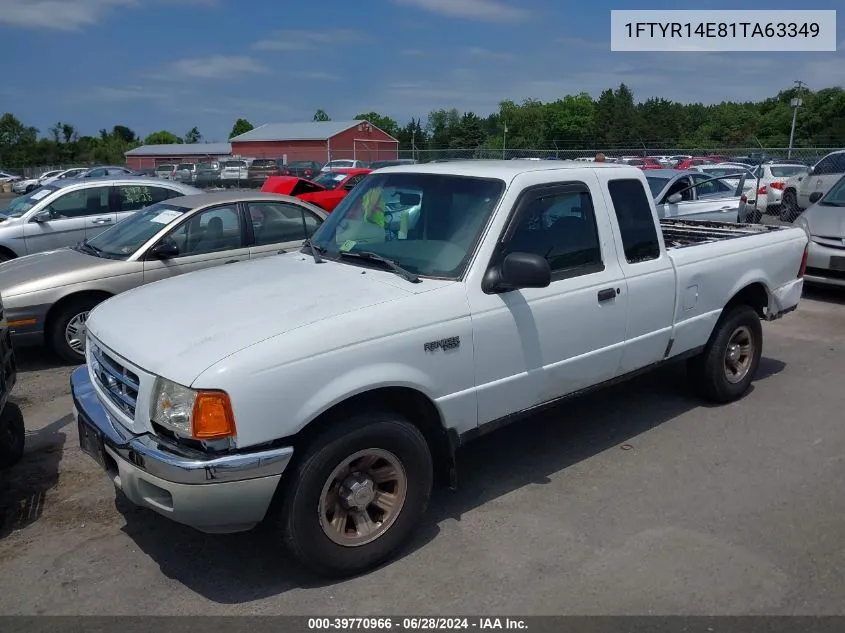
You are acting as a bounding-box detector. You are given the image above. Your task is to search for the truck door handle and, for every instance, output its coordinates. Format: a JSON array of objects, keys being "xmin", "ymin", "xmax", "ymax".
[
  {"xmin": 92, "ymin": 218, "xmax": 112, "ymax": 224},
  {"xmin": 597, "ymin": 288, "xmax": 617, "ymax": 302}
]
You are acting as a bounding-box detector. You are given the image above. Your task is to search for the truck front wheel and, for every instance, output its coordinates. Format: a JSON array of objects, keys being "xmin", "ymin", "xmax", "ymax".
[
  {"xmin": 275, "ymin": 412, "xmax": 433, "ymax": 577},
  {"xmin": 688, "ymin": 304, "xmax": 762, "ymax": 403}
]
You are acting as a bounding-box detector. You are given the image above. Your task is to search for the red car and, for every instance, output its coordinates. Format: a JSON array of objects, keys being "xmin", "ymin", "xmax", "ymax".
[
  {"xmin": 261, "ymin": 168, "xmax": 371, "ymax": 212},
  {"xmin": 674, "ymin": 158, "xmax": 714, "ymax": 170},
  {"xmin": 627, "ymin": 157, "xmax": 663, "ymax": 170}
]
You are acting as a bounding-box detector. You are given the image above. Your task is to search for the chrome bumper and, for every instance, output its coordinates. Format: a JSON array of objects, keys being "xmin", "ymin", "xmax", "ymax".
[{"xmin": 71, "ymin": 366, "xmax": 293, "ymax": 533}]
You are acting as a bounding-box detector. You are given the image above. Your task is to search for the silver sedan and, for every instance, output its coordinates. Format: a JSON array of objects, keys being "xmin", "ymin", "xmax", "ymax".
[
  {"xmin": 0, "ymin": 191, "xmax": 328, "ymax": 364},
  {"xmin": 793, "ymin": 174, "xmax": 845, "ymax": 287}
]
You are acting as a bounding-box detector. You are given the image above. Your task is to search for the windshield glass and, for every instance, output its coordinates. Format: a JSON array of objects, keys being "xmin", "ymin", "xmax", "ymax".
[
  {"xmin": 309, "ymin": 172, "xmax": 505, "ymax": 279},
  {"xmin": 176, "ymin": 163, "xmax": 193, "ymax": 171},
  {"xmin": 197, "ymin": 162, "xmax": 217, "ymax": 171},
  {"xmin": 820, "ymin": 176, "xmax": 845, "ymax": 206},
  {"xmin": 86, "ymin": 202, "xmax": 191, "ymax": 258},
  {"xmin": 0, "ymin": 186, "xmax": 58, "ymax": 217},
  {"xmin": 156, "ymin": 165, "xmax": 174, "ymax": 172},
  {"xmin": 251, "ymin": 159, "xmax": 275, "ymax": 167},
  {"xmin": 699, "ymin": 168, "xmax": 747, "ymax": 178},
  {"xmin": 770, "ymin": 165, "xmax": 807, "ymax": 178},
  {"xmin": 645, "ymin": 176, "xmax": 671, "ymax": 198},
  {"xmin": 222, "ymin": 160, "xmax": 247, "ymax": 168},
  {"xmin": 311, "ymin": 172, "xmax": 347, "ymax": 188}
]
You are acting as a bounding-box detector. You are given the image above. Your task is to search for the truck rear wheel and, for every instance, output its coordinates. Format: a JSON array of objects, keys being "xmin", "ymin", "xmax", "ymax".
[
  {"xmin": 0, "ymin": 402, "xmax": 25, "ymax": 469},
  {"xmin": 688, "ymin": 304, "xmax": 762, "ymax": 403},
  {"xmin": 275, "ymin": 412, "xmax": 433, "ymax": 577}
]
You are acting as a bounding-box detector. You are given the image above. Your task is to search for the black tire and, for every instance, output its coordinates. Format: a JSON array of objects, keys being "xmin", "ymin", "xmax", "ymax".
[
  {"xmin": 0, "ymin": 402, "xmax": 25, "ymax": 469},
  {"xmin": 274, "ymin": 412, "xmax": 433, "ymax": 578},
  {"xmin": 48, "ymin": 297, "xmax": 104, "ymax": 364},
  {"xmin": 780, "ymin": 190, "xmax": 800, "ymax": 223},
  {"xmin": 687, "ymin": 304, "xmax": 763, "ymax": 404}
]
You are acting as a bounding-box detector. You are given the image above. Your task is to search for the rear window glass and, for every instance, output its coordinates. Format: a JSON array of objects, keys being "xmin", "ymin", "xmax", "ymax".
[
  {"xmin": 769, "ymin": 166, "xmax": 807, "ymax": 178},
  {"xmin": 251, "ymin": 159, "xmax": 276, "ymax": 167},
  {"xmin": 222, "ymin": 160, "xmax": 247, "ymax": 168},
  {"xmin": 156, "ymin": 164, "xmax": 174, "ymax": 171},
  {"xmin": 608, "ymin": 179, "xmax": 660, "ymax": 263},
  {"xmin": 176, "ymin": 163, "xmax": 193, "ymax": 170}
]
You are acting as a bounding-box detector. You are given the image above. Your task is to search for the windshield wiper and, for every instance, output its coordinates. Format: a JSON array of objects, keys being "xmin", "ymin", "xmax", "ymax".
[
  {"xmin": 75, "ymin": 239, "xmax": 101, "ymax": 258},
  {"xmin": 302, "ymin": 238, "xmax": 324, "ymax": 263},
  {"xmin": 339, "ymin": 250, "xmax": 421, "ymax": 283}
]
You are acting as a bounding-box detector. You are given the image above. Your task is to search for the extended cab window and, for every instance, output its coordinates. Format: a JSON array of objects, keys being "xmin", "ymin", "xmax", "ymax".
[
  {"xmin": 608, "ymin": 179, "xmax": 661, "ymax": 263},
  {"xmin": 503, "ymin": 184, "xmax": 602, "ymax": 277}
]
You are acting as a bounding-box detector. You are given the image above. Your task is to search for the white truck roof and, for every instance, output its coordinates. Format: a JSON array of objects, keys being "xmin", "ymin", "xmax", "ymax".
[{"xmin": 375, "ymin": 159, "xmax": 636, "ymax": 179}]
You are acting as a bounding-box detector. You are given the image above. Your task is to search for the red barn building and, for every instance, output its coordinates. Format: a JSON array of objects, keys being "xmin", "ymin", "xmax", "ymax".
[
  {"xmin": 229, "ymin": 120, "xmax": 398, "ymax": 164},
  {"xmin": 124, "ymin": 142, "xmax": 232, "ymax": 170}
]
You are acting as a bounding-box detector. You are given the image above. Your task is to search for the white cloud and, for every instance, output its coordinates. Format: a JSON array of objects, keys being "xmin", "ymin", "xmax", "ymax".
[
  {"xmin": 0, "ymin": 0, "xmax": 216, "ymax": 30},
  {"xmin": 466, "ymin": 46, "xmax": 514, "ymax": 61},
  {"xmin": 147, "ymin": 55, "xmax": 270, "ymax": 81},
  {"xmin": 0, "ymin": 0, "xmax": 134, "ymax": 30},
  {"xmin": 391, "ymin": 0, "xmax": 531, "ymax": 23},
  {"xmin": 252, "ymin": 29, "xmax": 363, "ymax": 51}
]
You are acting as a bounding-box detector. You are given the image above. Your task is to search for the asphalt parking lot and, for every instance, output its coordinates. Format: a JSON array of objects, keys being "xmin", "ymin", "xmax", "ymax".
[
  {"xmin": 1, "ymin": 188, "xmax": 844, "ymax": 616},
  {"xmin": 0, "ymin": 285, "xmax": 842, "ymax": 615}
]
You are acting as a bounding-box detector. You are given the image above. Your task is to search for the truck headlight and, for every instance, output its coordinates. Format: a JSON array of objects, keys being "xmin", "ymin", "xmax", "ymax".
[{"xmin": 150, "ymin": 377, "xmax": 236, "ymax": 440}]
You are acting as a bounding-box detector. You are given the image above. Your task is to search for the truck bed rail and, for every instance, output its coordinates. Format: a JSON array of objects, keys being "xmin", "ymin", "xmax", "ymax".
[{"xmin": 660, "ymin": 218, "xmax": 784, "ymax": 249}]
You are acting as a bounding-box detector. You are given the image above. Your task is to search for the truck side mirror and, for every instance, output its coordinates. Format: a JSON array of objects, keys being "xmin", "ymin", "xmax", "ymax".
[{"xmin": 483, "ymin": 252, "xmax": 551, "ymax": 293}]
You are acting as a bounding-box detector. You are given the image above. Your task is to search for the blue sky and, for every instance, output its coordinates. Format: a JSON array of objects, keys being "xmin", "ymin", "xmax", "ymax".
[{"xmin": 2, "ymin": 0, "xmax": 844, "ymax": 141}]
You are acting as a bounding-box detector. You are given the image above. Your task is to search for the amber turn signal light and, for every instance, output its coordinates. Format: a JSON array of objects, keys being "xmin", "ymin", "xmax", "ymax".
[{"xmin": 191, "ymin": 391, "xmax": 237, "ymax": 439}]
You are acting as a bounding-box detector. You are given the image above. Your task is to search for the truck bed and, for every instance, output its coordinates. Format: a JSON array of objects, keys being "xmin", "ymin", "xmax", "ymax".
[{"xmin": 660, "ymin": 218, "xmax": 787, "ymax": 249}]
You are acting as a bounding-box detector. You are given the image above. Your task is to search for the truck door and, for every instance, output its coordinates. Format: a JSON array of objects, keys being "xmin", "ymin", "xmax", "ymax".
[
  {"xmin": 600, "ymin": 176, "xmax": 676, "ymax": 374},
  {"xmin": 466, "ymin": 175, "xmax": 629, "ymax": 426}
]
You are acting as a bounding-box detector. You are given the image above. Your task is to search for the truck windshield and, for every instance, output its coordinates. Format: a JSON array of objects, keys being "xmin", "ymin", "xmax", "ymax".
[
  {"xmin": 308, "ymin": 172, "xmax": 505, "ymax": 279},
  {"xmin": 86, "ymin": 202, "xmax": 191, "ymax": 258}
]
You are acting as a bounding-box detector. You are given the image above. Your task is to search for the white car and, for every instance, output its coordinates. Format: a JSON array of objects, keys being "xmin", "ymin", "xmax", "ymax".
[
  {"xmin": 71, "ymin": 160, "xmax": 808, "ymax": 577},
  {"xmin": 752, "ymin": 163, "xmax": 809, "ymax": 215},
  {"xmin": 219, "ymin": 159, "xmax": 251, "ymax": 184},
  {"xmin": 321, "ymin": 159, "xmax": 367, "ymax": 172},
  {"xmin": 40, "ymin": 167, "xmax": 88, "ymax": 186},
  {"xmin": 11, "ymin": 169, "xmax": 64, "ymax": 194},
  {"xmin": 0, "ymin": 170, "xmax": 22, "ymax": 184},
  {"xmin": 779, "ymin": 150, "xmax": 845, "ymax": 222}
]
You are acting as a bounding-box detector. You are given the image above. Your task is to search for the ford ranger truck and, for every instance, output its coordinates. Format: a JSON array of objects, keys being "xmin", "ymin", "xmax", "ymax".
[{"xmin": 71, "ymin": 161, "xmax": 809, "ymax": 577}]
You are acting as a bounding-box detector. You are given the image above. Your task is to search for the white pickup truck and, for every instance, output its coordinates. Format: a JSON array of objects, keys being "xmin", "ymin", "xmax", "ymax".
[{"xmin": 71, "ymin": 161, "xmax": 808, "ymax": 577}]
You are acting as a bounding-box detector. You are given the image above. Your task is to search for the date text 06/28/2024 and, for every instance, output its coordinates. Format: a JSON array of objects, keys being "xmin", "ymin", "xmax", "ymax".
[
  {"xmin": 307, "ymin": 617, "xmax": 528, "ymax": 630},
  {"xmin": 610, "ymin": 9, "xmax": 837, "ymax": 52}
]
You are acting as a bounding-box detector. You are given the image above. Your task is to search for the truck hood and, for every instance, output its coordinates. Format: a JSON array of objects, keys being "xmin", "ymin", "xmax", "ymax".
[
  {"xmin": 261, "ymin": 176, "xmax": 327, "ymax": 196},
  {"xmin": 86, "ymin": 252, "xmax": 448, "ymax": 386},
  {"xmin": 0, "ymin": 248, "xmax": 124, "ymax": 297},
  {"xmin": 803, "ymin": 203, "xmax": 845, "ymax": 238}
]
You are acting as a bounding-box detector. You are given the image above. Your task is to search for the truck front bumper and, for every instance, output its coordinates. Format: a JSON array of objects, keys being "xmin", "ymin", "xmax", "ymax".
[{"xmin": 70, "ymin": 366, "xmax": 293, "ymax": 534}]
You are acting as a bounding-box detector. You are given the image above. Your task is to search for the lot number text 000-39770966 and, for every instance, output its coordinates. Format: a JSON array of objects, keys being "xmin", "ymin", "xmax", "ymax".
[{"xmin": 609, "ymin": 10, "xmax": 837, "ymax": 52}]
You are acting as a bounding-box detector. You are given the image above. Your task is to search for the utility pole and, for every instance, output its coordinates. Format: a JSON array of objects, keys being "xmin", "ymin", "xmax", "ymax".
[
  {"xmin": 411, "ymin": 127, "xmax": 416, "ymax": 162},
  {"xmin": 503, "ymin": 122, "xmax": 507, "ymax": 159},
  {"xmin": 788, "ymin": 80, "xmax": 805, "ymax": 159}
]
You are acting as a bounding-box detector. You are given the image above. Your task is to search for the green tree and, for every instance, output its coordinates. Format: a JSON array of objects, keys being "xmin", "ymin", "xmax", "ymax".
[
  {"xmin": 112, "ymin": 125, "xmax": 137, "ymax": 144},
  {"xmin": 313, "ymin": 109, "xmax": 330, "ymax": 122},
  {"xmin": 143, "ymin": 130, "xmax": 182, "ymax": 145},
  {"xmin": 354, "ymin": 112, "xmax": 399, "ymax": 137},
  {"xmin": 229, "ymin": 118, "xmax": 254, "ymax": 139},
  {"xmin": 184, "ymin": 126, "xmax": 202, "ymax": 144}
]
